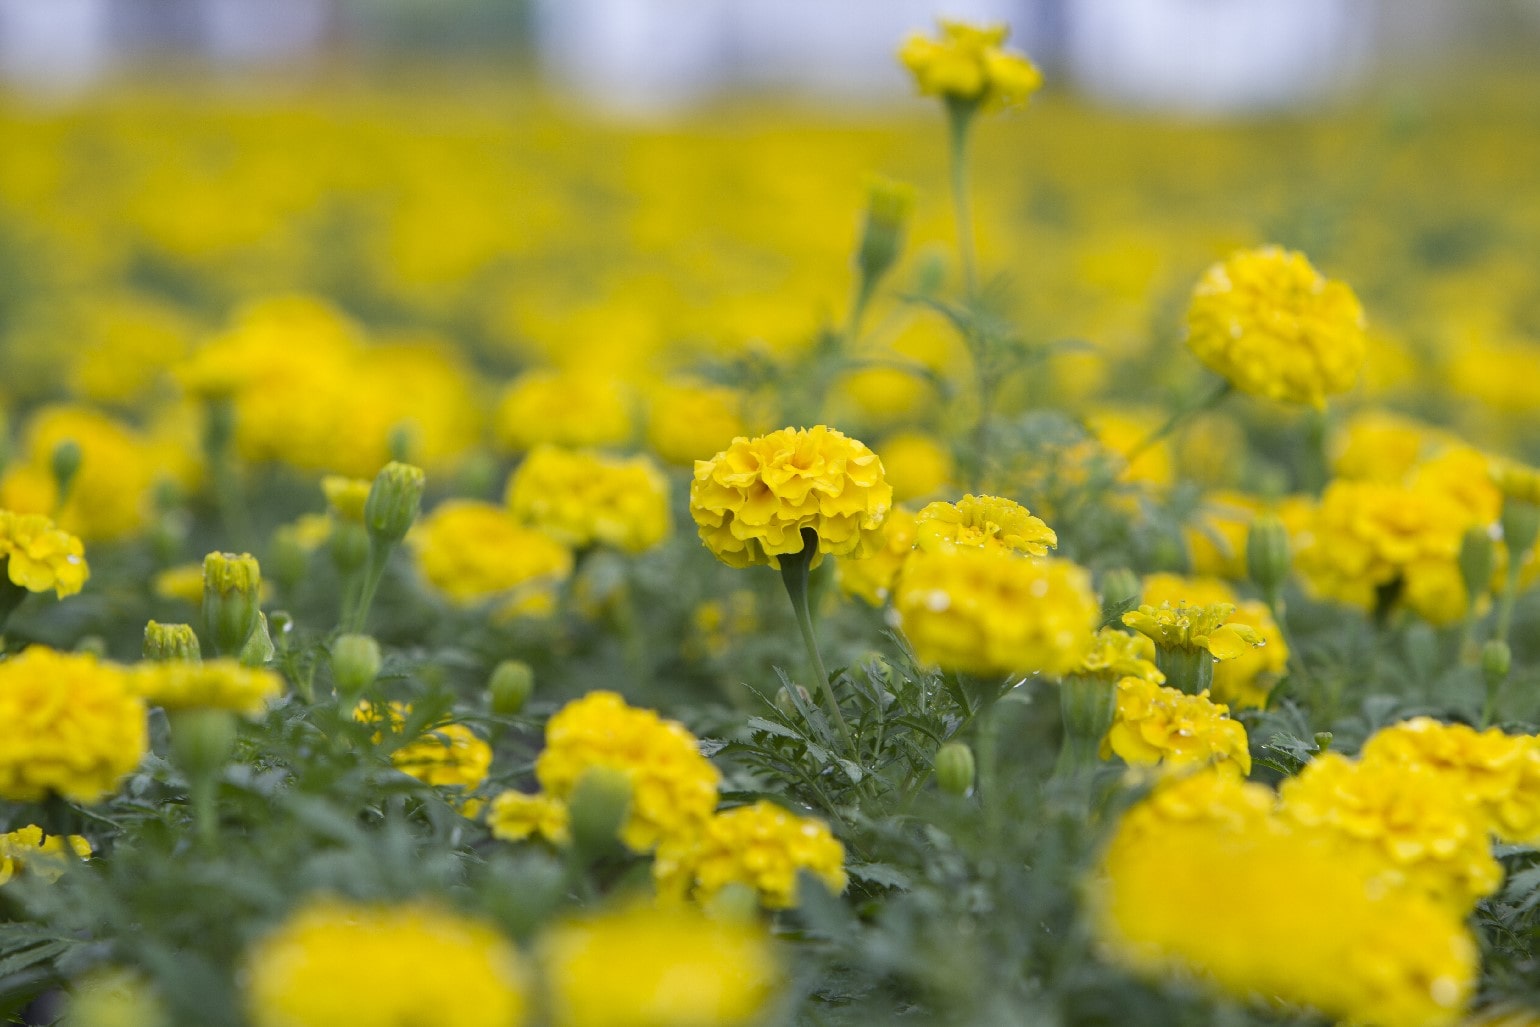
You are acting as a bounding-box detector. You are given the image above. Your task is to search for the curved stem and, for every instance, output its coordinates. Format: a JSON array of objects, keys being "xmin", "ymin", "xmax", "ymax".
[
  {"xmin": 1122, "ymin": 380, "xmax": 1232, "ymax": 467},
  {"xmin": 779, "ymin": 540, "xmax": 856, "ymax": 753},
  {"xmin": 946, "ymin": 98, "xmax": 979, "ymax": 300}
]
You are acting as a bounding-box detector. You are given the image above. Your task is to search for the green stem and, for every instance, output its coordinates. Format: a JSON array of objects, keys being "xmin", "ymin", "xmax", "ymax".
[
  {"xmin": 945, "ymin": 97, "xmax": 979, "ymax": 300},
  {"xmin": 1495, "ymin": 562, "xmax": 1521, "ymax": 644},
  {"xmin": 1123, "ymin": 380, "xmax": 1233, "ymax": 467},
  {"xmin": 347, "ymin": 538, "xmax": 390, "ymax": 634},
  {"xmin": 779, "ymin": 538, "xmax": 856, "ymax": 753},
  {"xmin": 192, "ymin": 774, "xmax": 218, "ymax": 850}
]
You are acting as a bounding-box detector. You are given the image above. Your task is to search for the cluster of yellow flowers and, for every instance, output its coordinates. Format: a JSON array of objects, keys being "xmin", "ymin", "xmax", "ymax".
[
  {"xmin": 0, "ymin": 648, "xmax": 147, "ymax": 803},
  {"xmin": 129, "ymin": 659, "xmax": 284, "ymax": 717},
  {"xmin": 1100, "ymin": 677, "xmax": 1251, "ymax": 775},
  {"xmin": 355, "ymin": 702, "xmax": 493, "ymax": 793},
  {"xmin": 506, "ymin": 445, "xmax": 671, "ymax": 554},
  {"xmin": 657, "ymin": 799, "xmax": 848, "ymax": 909},
  {"xmin": 0, "ymin": 509, "xmax": 89, "ymax": 598},
  {"xmin": 690, "ymin": 425, "xmax": 892, "ymax": 570},
  {"xmin": 898, "ymin": 20, "xmax": 1042, "ymax": 110},
  {"xmin": 410, "ymin": 500, "xmax": 573, "ymax": 617},
  {"xmin": 0, "ymin": 825, "xmax": 91, "ymax": 885}
]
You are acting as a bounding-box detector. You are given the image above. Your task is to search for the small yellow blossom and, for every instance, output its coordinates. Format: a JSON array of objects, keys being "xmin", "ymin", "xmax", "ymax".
[
  {"xmin": 0, "ymin": 509, "xmax": 89, "ymax": 598},
  {"xmin": 1070, "ymin": 628, "xmax": 1164, "ymax": 685},
  {"xmin": 1141, "ymin": 574, "xmax": 1287, "ymax": 709},
  {"xmin": 836, "ymin": 506, "xmax": 916, "ymax": 606},
  {"xmin": 128, "ymin": 659, "xmax": 284, "ymax": 717},
  {"xmin": 486, "ymin": 791, "xmax": 570, "ymax": 847},
  {"xmin": 663, "ymin": 801, "xmax": 847, "ymax": 909},
  {"xmin": 65, "ymin": 966, "xmax": 169, "ymax": 1027},
  {"xmin": 1185, "ymin": 246, "xmax": 1366, "ymax": 409},
  {"xmin": 321, "ymin": 476, "xmax": 371, "ymax": 524},
  {"xmin": 495, "ymin": 370, "xmax": 633, "ymax": 453},
  {"xmin": 914, "ymin": 494, "xmax": 1056, "ymax": 557},
  {"xmin": 411, "ymin": 500, "xmax": 573, "ymax": 616},
  {"xmin": 506, "ymin": 445, "xmax": 671, "ymax": 554},
  {"xmin": 689, "ymin": 425, "xmax": 891, "ymax": 570},
  {"xmin": 1122, "ymin": 601, "xmax": 1262, "ymax": 661},
  {"xmin": 245, "ymin": 897, "xmax": 528, "ymax": 1027},
  {"xmin": 1101, "ymin": 677, "xmax": 1251, "ymax": 776},
  {"xmin": 356, "ymin": 702, "xmax": 493, "ymax": 792},
  {"xmin": 0, "ymin": 648, "xmax": 147, "ymax": 804},
  {"xmin": 898, "ymin": 21, "xmax": 1043, "ymax": 110},
  {"xmin": 0, "ymin": 825, "xmax": 91, "ymax": 885}
]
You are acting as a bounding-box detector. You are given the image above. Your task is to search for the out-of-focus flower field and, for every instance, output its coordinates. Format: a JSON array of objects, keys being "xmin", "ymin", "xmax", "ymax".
[{"xmin": 4, "ymin": 22, "xmax": 1540, "ymax": 1025}]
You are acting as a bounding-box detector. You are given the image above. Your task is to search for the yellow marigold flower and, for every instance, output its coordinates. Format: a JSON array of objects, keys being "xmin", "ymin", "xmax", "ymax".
[
  {"xmin": 1185, "ymin": 246, "xmax": 1366, "ymax": 409},
  {"xmin": 321, "ymin": 476, "xmax": 371, "ymax": 524},
  {"xmin": 1101, "ymin": 677, "xmax": 1251, "ymax": 776},
  {"xmin": 1280, "ymin": 752, "xmax": 1502, "ymax": 913},
  {"xmin": 66, "ymin": 966, "xmax": 169, "ymax": 1027},
  {"xmin": 914, "ymin": 494, "xmax": 1056, "ymax": 557},
  {"xmin": 664, "ymin": 800, "xmax": 847, "ymax": 910},
  {"xmin": 536, "ymin": 691, "xmax": 720, "ymax": 854},
  {"xmin": 1086, "ymin": 410, "xmax": 1174, "ymax": 490},
  {"xmin": 898, "ymin": 20, "xmax": 1042, "ymax": 110},
  {"xmin": 1122, "ymin": 601, "xmax": 1262, "ymax": 661},
  {"xmin": 1070, "ymin": 627, "xmax": 1164, "ymax": 685},
  {"xmin": 1361, "ymin": 717, "xmax": 1540, "ymax": 846},
  {"xmin": 0, "ymin": 825, "xmax": 91, "ymax": 885},
  {"xmin": 893, "ymin": 548, "xmax": 1098, "ymax": 678},
  {"xmin": 644, "ymin": 379, "xmax": 749, "ymax": 467},
  {"xmin": 495, "ymin": 369, "xmax": 633, "ymax": 453},
  {"xmin": 245, "ymin": 897, "xmax": 528, "ymax": 1027},
  {"xmin": 128, "ymin": 658, "xmax": 284, "ymax": 717},
  {"xmin": 689, "ymin": 425, "xmax": 892, "ymax": 570},
  {"xmin": 836, "ymin": 506, "xmax": 916, "ymax": 606},
  {"xmin": 1141, "ymin": 574, "xmax": 1287, "ymax": 709},
  {"xmin": 1332, "ymin": 410, "xmax": 1450, "ymax": 483},
  {"xmin": 0, "ymin": 509, "xmax": 88, "ymax": 598},
  {"xmin": 410, "ymin": 500, "xmax": 573, "ymax": 616},
  {"xmin": 1184, "ymin": 490, "xmax": 1262, "ymax": 581},
  {"xmin": 1093, "ymin": 771, "xmax": 1477, "ymax": 1027},
  {"xmin": 878, "ymin": 430, "xmax": 954, "ymax": 504},
  {"xmin": 152, "ymin": 563, "xmax": 208, "ymax": 606},
  {"xmin": 539, "ymin": 901, "xmax": 780, "ymax": 1027},
  {"xmin": 687, "ymin": 591, "xmax": 758, "ymax": 663},
  {"xmin": 506, "ymin": 446, "xmax": 671, "ymax": 554},
  {"xmin": 356, "ymin": 702, "xmax": 493, "ymax": 792},
  {"xmin": 486, "ymin": 790, "xmax": 570, "ymax": 847},
  {"xmin": 0, "ymin": 648, "xmax": 146, "ymax": 804}
]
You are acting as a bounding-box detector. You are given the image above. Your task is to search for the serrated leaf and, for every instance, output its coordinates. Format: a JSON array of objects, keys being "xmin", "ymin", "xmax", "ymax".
[
  {"xmin": 848, "ymin": 862, "xmax": 913, "ymax": 890},
  {"xmin": 745, "ymin": 717, "xmax": 803, "ymax": 742}
]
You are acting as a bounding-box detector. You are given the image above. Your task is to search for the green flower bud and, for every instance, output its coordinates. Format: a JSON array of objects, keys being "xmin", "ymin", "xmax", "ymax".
[
  {"xmin": 1502, "ymin": 498, "xmax": 1540, "ymax": 564},
  {"xmin": 568, "ymin": 766, "xmax": 632, "ymax": 856},
  {"xmin": 144, "ymin": 620, "xmax": 202, "ymax": 662},
  {"xmin": 1098, "ymin": 567, "xmax": 1142, "ymax": 619},
  {"xmin": 51, "ymin": 437, "xmax": 82, "ymax": 504},
  {"xmin": 388, "ymin": 422, "xmax": 418, "ymax": 465},
  {"xmin": 238, "ymin": 612, "xmax": 276, "ymax": 667},
  {"xmin": 269, "ymin": 526, "xmax": 310, "ymax": 596},
  {"xmin": 1483, "ymin": 639, "xmax": 1512, "ymax": 686},
  {"xmin": 934, "ymin": 740, "xmax": 976, "ymax": 797},
  {"xmin": 856, "ymin": 177, "xmax": 916, "ymax": 293},
  {"xmin": 75, "ymin": 635, "xmax": 108, "ymax": 658},
  {"xmin": 202, "ymin": 552, "xmax": 262, "ymax": 658},
  {"xmin": 1246, "ymin": 514, "xmax": 1291, "ymax": 602},
  {"xmin": 1313, "ymin": 731, "xmax": 1333, "ymax": 756},
  {"xmin": 168, "ymin": 707, "xmax": 238, "ymax": 780},
  {"xmin": 331, "ymin": 633, "xmax": 382, "ymax": 700},
  {"xmin": 330, "ymin": 520, "xmax": 369, "ymax": 575},
  {"xmin": 364, "ymin": 461, "xmax": 426, "ymax": 547},
  {"xmin": 488, "ymin": 659, "xmax": 534, "ymax": 715},
  {"xmin": 1458, "ymin": 525, "xmax": 1496, "ymax": 608}
]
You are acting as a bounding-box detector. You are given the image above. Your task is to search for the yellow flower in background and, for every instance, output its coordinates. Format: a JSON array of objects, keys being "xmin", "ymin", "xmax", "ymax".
[
  {"xmin": 899, "ymin": 21, "xmax": 1043, "ymax": 110},
  {"xmin": 1279, "ymin": 753, "xmax": 1502, "ymax": 913},
  {"xmin": 1092, "ymin": 771, "xmax": 1477, "ymax": 1027},
  {"xmin": 893, "ymin": 548, "xmax": 1097, "ymax": 678},
  {"xmin": 878, "ymin": 430, "xmax": 954, "ymax": 503},
  {"xmin": 128, "ymin": 659, "xmax": 284, "ymax": 717},
  {"xmin": 245, "ymin": 897, "xmax": 528, "ymax": 1027},
  {"xmin": 65, "ymin": 966, "xmax": 169, "ymax": 1027},
  {"xmin": 1493, "ymin": 458, "xmax": 1540, "ymax": 507},
  {"xmin": 663, "ymin": 800, "xmax": 847, "ymax": 909},
  {"xmin": 914, "ymin": 494, "xmax": 1057, "ymax": 557},
  {"xmin": 1183, "ymin": 490, "xmax": 1262, "ymax": 581},
  {"xmin": 836, "ymin": 506, "xmax": 916, "ymax": 606},
  {"xmin": 539, "ymin": 901, "xmax": 780, "ymax": 1027},
  {"xmin": 0, "ymin": 648, "xmax": 146, "ymax": 804},
  {"xmin": 0, "ymin": 509, "xmax": 88, "ymax": 598},
  {"xmin": 1332, "ymin": 410, "xmax": 1450, "ymax": 483},
  {"xmin": 1122, "ymin": 602, "xmax": 1262, "ymax": 662},
  {"xmin": 689, "ymin": 425, "xmax": 891, "ymax": 570},
  {"xmin": 644, "ymin": 379, "xmax": 751, "ymax": 466},
  {"xmin": 506, "ymin": 446, "xmax": 671, "ymax": 554},
  {"xmin": 1070, "ymin": 628, "xmax": 1164, "ymax": 685},
  {"xmin": 356, "ymin": 702, "xmax": 493, "ymax": 792},
  {"xmin": 1185, "ymin": 246, "xmax": 1366, "ymax": 408},
  {"xmin": 321, "ymin": 476, "xmax": 371, "ymax": 524},
  {"xmin": 0, "ymin": 825, "xmax": 91, "ymax": 885},
  {"xmin": 486, "ymin": 791, "xmax": 570, "ymax": 847},
  {"xmin": 410, "ymin": 500, "xmax": 573, "ymax": 616},
  {"xmin": 495, "ymin": 370, "xmax": 633, "ymax": 453},
  {"xmin": 1101, "ymin": 676, "xmax": 1251, "ymax": 776},
  {"xmin": 535, "ymin": 691, "xmax": 720, "ymax": 854},
  {"xmin": 1141, "ymin": 574, "xmax": 1287, "ymax": 710}
]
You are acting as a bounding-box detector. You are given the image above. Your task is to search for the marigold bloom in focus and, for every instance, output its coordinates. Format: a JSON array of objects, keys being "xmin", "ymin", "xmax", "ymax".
[
  {"xmin": 893, "ymin": 548, "xmax": 1097, "ymax": 677},
  {"xmin": 1141, "ymin": 574, "xmax": 1287, "ymax": 709},
  {"xmin": 0, "ymin": 825, "xmax": 91, "ymax": 885},
  {"xmin": 411, "ymin": 500, "xmax": 573, "ymax": 616},
  {"xmin": 129, "ymin": 658, "xmax": 284, "ymax": 717},
  {"xmin": 1122, "ymin": 601, "xmax": 1262, "ymax": 662},
  {"xmin": 1185, "ymin": 246, "xmax": 1366, "ymax": 409},
  {"xmin": 689, "ymin": 425, "xmax": 891, "ymax": 570},
  {"xmin": 539, "ymin": 901, "xmax": 780, "ymax": 1027},
  {"xmin": 0, "ymin": 648, "xmax": 146, "ymax": 804},
  {"xmin": 0, "ymin": 509, "xmax": 89, "ymax": 598},
  {"xmin": 1101, "ymin": 677, "xmax": 1251, "ymax": 776},
  {"xmin": 245, "ymin": 897, "xmax": 528, "ymax": 1027},
  {"xmin": 899, "ymin": 21, "xmax": 1042, "ymax": 110},
  {"xmin": 660, "ymin": 800, "xmax": 847, "ymax": 909},
  {"xmin": 914, "ymin": 494, "xmax": 1056, "ymax": 557},
  {"xmin": 506, "ymin": 446, "xmax": 671, "ymax": 554}
]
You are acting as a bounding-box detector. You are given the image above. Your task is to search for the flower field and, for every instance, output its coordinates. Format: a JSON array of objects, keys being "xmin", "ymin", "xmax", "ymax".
[{"xmin": 4, "ymin": 19, "xmax": 1540, "ymax": 1027}]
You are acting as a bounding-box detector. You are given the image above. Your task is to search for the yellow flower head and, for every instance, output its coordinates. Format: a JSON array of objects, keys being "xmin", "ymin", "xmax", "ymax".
[
  {"xmin": 0, "ymin": 648, "xmax": 146, "ymax": 804},
  {"xmin": 836, "ymin": 506, "xmax": 916, "ymax": 607},
  {"xmin": 486, "ymin": 790, "xmax": 570, "ymax": 847},
  {"xmin": 1093, "ymin": 771, "xmax": 1477, "ymax": 1027},
  {"xmin": 644, "ymin": 379, "xmax": 750, "ymax": 467},
  {"xmin": 356, "ymin": 702, "xmax": 493, "ymax": 792},
  {"xmin": 321, "ymin": 476, "xmax": 371, "ymax": 524},
  {"xmin": 914, "ymin": 494, "xmax": 1057, "ymax": 557},
  {"xmin": 410, "ymin": 500, "xmax": 573, "ymax": 616},
  {"xmin": 539, "ymin": 901, "xmax": 780, "ymax": 1027},
  {"xmin": 893, "ymin": 548, "xmax": 1098, "ymax": 678},
  {"xmin": 1185, "ymin": 246, "xmax": 1366, "ymax": 409},
  {"xmin": 1070, "ymin": 628, "xmax": 1164, "ymax": 685},
  {"xmin": 1280, "ymin": 753, "xmax": 1502, "ymax": 913},
  {"xmin": 0, "ymin": 825, "xmax": 91, "ymax": 885},
  {"xmin": 506, "ymin": 446, "xmax": 671, "ymax": 554},
  {"xmin": 878, "ymin": 430, "xmax": 954, "ymax": 504},
  {"xmin": 244, "ymin": 897, "xmax": 528, "ymax": 1027},
  {"xmin": 535, "ymin": 691, "xmax": 720, "ymax": 853},
  {"xmin": 689, "ymin": 425, "xmax": 892, "ymax": 570},
  {"xmin": 1101, "ymin": 677, "xmax": 1251, "ymax": 776},
  {"xmin": 0, "ymin": 509, "xmax": 89, "ymax": 598},
  {"xmin": 898, "ymin": 21, "xmax": 1043, "ymax": 110},
  {"xmin": 661, "ymin": 800, "xmax": 847, "ymax": 910},
  {"xmin": 128, "ymin": 658, "xmax": 284, "ymax": 717},
  {"xmin": 495, "ymin": 370, "xmax": 633, "ymax": 453},
  {"xmin": 1141, "ymin": 574, "xmax": 1287, "ymax": 710},
  {"xmin": 1121, "ymin": 601, "xmax": 1262, "ymax": 661}
]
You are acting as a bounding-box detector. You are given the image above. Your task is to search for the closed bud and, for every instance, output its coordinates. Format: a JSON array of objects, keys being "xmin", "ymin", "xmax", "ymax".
[
  {"xmin": 1483, "ymin": 639, "xmax": 1512, "ymax": 686},
  {"xmin": 50, "ymin": 438, "xmax": 82, "ymax": 503},
  {"xmin": 1246, "ymin": 514, "xmax": 1291, "ymax": 601},
  {"xmin": 238, "ymin": 612, "xmax": 276, "ymax": 667},
  {"xmin": 856, "ymin": 177, "xmax": 916, "ymax": 292},
  {"xmin": 1501, "ymin": 498, "xmax": 1540, "ymax": 564},
  {"xmin": 202, "ymin": 552, "xmax": 262, "ymax": 658},
  {"xmin": 168, "ymin": 707, "xmax": 238, "ymax": 780},
  {"xmin": 269, "ymin": 526, "xmax": 310, "ymax": 595},
  {"xmin": 935, "ymin": 740, "xmax": 976, "ymax": 796},
  {"xmin": 1313, "ymin": 731, "xmax": 1333, "ymax": 756},
  {"xmin": 489, "ymin": 659, "xmax": 534, "ymax": 715},
  {"xmin": 331, "ymin": 633, "xmax": 382, "ymax": 700},
  {"xmin": 364, "ymin": 461, "xmax": 426, "ymax": 547},
  {"xmin": 388, "ymin": 422, "xmax": 418, "ymax": 464},
  {"xmin": 773, "ymin": 684, "xmax": 812, "ymax": 720},
  {"xmin": 1403, "ymin": 622, "xmax": 1440, "ymax": 678},
  {"xmin": 1456, "ymin": 525, "xmax": 1495, "ymax": 609},
  {"xmin": 1098, "ymin": 567, "xmax": 1141, "ymax": 618},
  {"xmin": 568, "ymin": 766, "xmax": 632, "ymax": 856},
  {"xmin": 330, "ymin": 520, "xmax": 369, "ymax": 575},
  {"xmin": 144, "ymin": 620, "xmax": 202, "ymax": 662}
]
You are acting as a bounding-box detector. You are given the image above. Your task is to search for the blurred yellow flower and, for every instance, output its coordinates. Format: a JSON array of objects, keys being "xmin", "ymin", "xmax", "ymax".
[
  {"xmin": 878, "ymin": 430, "xmax": 954, "ymax": 503},
  {"xmin": 128, "ymin": 659, "xmax": 284, "ymax": 717},
  {"xmin": 0, "ymin": 509, "xmax": 88, "ymax": 598},
  {"xmin": 914, "ymin": 493, "xmax": 1056, "ymax": 557},
  {"xmin": 660, "ymin": 800, "xmax": 847, "ymax": 909},
  {"xmin": 506, "ymin": 446, "xmax": 671, "ymax": 554},
  {"xmin": 898, "ymin": 21, "xmax": 1043, "ymax": 110},
  {"xmin": 356, "ymin": 702, "xmax": 493, "ymax": 793},
  {"xmin": 486, "ymin": 790, "xmax": 570, "ymax": 847},
  {"xmin": 321, "ymin": 476, "xmax": 371, "ymax": 524},
  {"xmin": 495, "ymin": 370, "xmax": 633, "ymax": 453},
  {"xmin": 0, "ymin": 825, "xmax": 91, "ymax": 885},
  {"xmin": 410, "ymin": 500, "xmax": 573, "ymax": 616},
  {"xmin": 836, "ymin": 505, "xmax": 916, "ymax": 606},
  {"xmin": 644, "ymin": 379, "xmax": 750, "ymax": 466},
  {"xmin": 1069, "ymin": 628, "xmax": 1164, "ymax": 685}
]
